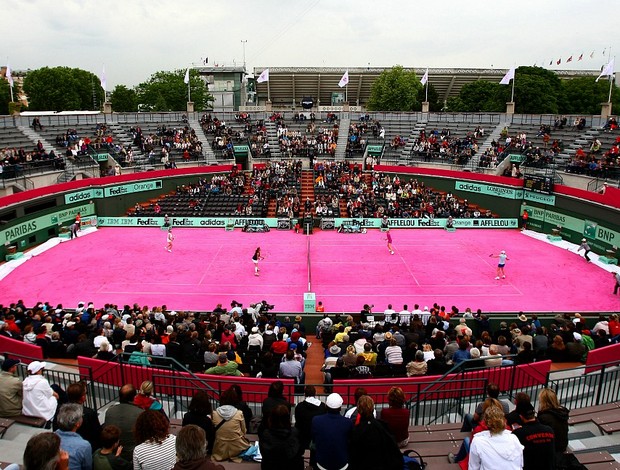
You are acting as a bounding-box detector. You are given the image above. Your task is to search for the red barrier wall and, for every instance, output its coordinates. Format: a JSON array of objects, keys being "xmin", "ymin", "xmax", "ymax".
[
  {"xmin": 0, "ymin": 165, "xmax": 235, "ymax": 209},
  {"xmin": 0, "ymin": 335, "xmax": 44, "ymax": 363},
  {"xmin": 333, "ymin": 360, "xmax": 551, "ymax": 405},
  {"xmin": 77, "ymin": 356, "xmax": 295, "ymax": 398},
  {"xmin": 584, "ymin": 343, "xmax": 620, "ymax": 374},
  {"xmin": 376, "ymin": 165, "xmax": 620, "ymax": 210}
]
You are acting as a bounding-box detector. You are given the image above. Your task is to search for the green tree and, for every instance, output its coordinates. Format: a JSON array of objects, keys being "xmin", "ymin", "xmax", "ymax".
[
  {"xmin": 559, "ymin": 77, "xmax": 620, "ymax": 115},
  {"xmin": 136, "ymin": 69, "xmax": 212, "ymax": 112},
  {"xmin": 22, "ymin": 66, "xmax": 104, "ymax": 111},
  {"xmin": 450, "ymin": 80, "xmax": 504, "ymax": 112},
  {"xmin": 512, "ymin": 66, "xmax": 562, "ymax": 114},
  {"xmin": 367, "ymin": 66, "xmax": 422, "ymax": 111},
  {"xmin": 110, "ymin": 85, "xmax": 138, "ymax": 112},
  {"xmin": 0, "ymin": 78, "xmax": 10, "ymax": 115}
]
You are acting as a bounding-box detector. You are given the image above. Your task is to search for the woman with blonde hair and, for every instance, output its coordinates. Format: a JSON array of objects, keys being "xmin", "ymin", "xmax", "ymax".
[
  {"xmin": 448, "ymin": 398, "xmax": 504, "ymax": 464},
  {"xmin": 342, "ymin": 345, "xmax": 358, "ymax": 368},
  {"xmin": 133, "ymin": 380, "xmax": 164, "ymax": 413},
  {"xmin": 468, "ymin": 406, "xmax": 523, "ymax": 470},
  {"xmin": 537, "ymin": 388, "xmax": 569, "ymax": 457}
]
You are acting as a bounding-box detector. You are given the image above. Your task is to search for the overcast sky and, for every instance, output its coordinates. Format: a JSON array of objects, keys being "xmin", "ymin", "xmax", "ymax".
[{"xmin": 3, "ymin": 0, "xmax": 617, "ymax": 88}]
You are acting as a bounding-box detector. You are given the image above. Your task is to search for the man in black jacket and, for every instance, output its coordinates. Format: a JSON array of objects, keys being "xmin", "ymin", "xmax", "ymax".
[
  {"xmin": 513, "ymin": 402, "xmax": 555, "ymax": 470},
  {"xmin": 294, "ymin": 385, "xmax": 326, "ymax": 467}
]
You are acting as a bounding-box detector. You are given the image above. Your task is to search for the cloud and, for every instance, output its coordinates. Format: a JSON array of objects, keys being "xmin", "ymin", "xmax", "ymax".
[{"xmin": 3, "ymin": 0, "xmax": 613, "ymax": 88}]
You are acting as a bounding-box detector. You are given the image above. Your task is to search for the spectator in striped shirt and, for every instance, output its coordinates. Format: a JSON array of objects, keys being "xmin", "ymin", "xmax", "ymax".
[{"xmin": 133, "ymin": 410, "xmax": 177, "ymax": 470}]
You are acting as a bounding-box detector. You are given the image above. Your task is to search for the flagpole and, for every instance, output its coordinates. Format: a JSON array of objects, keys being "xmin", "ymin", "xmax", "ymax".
[
  {"xmin": 188, "ymin": 72, "xmax": 191, "ymax": 104},
  {"xmin": 510, "ymin": 64, "xmax": 516, "ymax": 102},
  {"xmin": 7, "ymin": 58, "xmax": 13, "ymax": 102},
  {"xmin": 608, "ymin": 56, "xmax": 615, "ymax": 104},
  {"xmin": 607, "ymin": 47, "xmax": 614, "ymax": 103},
  {"xmin": 425, "ymin": 81, "xmax": 428, "ymax": 103}
]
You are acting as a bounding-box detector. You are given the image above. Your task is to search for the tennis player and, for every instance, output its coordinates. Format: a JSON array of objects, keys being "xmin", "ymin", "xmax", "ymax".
[
  {"xmin": 165, "ymin": 227, "xmax": 174, "ymax": 252},
  {"xmin": 489, "ymin": 250, "xmax": 509, "ymax": 279},
  {"xmin": 385, "ymin": 228, "xmax": 395, "ymax": 255},
  {"xmin": 252, "ymin": 247, "xmax": 264, "ymax": 276}
]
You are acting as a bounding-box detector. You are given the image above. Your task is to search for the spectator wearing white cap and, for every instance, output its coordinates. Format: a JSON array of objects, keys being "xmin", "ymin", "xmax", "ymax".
[
  {"xmin": 247, "ymin": 326, "xmax": 264, "ymax": 351},
  {"xmin": 421, "ymin": 306, "xmax": 431, "ymax": 325},
  {"xmin": 311, "ymin": 393, "xmax": 353, "ymax": 470},
  {"xmin": 22, "ymin": 361, "xmax": 59, "ymax": 422}
]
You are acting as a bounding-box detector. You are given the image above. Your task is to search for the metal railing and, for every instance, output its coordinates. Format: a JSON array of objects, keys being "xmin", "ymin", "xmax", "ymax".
[
  {"xmin": 3, "ymin": 348, "xmax": 620, "ymax": 428},
  {"xmin": 546, "ymin": 360, "xmax": 620, "ymax": 410}
]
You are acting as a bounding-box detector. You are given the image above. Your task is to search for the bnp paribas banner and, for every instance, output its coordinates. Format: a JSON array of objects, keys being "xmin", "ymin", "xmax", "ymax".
[
  {"xmin": 528, "ymin": 207, "xmax": 619, "ymax": 246},
  {"xmin": 0, "ymin": 203, "xmax": 95, "ymax": 245}
]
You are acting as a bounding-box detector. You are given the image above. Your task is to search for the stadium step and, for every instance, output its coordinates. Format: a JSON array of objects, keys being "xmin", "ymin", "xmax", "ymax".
[
  {"xmin": 300, "ymin": 170, "xmax": 315, "ymax": 214},
  {"xmin": 186, "ymin": 116, "xmax": 214, "ymax": 164},
  {"xmin": 334, "ymin": 117, "xmax": 350, "ymax": 160},
  {"xmin": 16, "ymin": 125, "xmax": 55, "ymax": 151},
  {"xmin": 264, "ymin": 121, "xmax": 282, "ymax": 159}
]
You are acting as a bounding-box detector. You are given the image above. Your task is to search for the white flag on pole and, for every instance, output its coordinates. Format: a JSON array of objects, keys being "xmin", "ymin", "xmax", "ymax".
[
  {"xmin": 596, "ymin": 58, "xmax": 615, "ymax": 82},
  {"xmin": 499, "ymin": 67, "xmax": 515, "ymax": 85},
  {"xmin": 6, "ymin": 63, "xmax": 13, "ymax": 87},
  {"xmin": 257, "ymin": 68, "xmax": 269, "ymax": 83},
  {"xmin": 184, "ymin": 68, "xmax": 190, "ymax": 85},
  {"xmin": 338, "ymin": 70, "xmax": 349, "ymax": 88},
  {"xmin": 420, "ymin": 68, "xmax": 428, "ymax": 86},
  {"xmin": 100, "ymin": 65, "xmax": 107, "ymax": 92}
]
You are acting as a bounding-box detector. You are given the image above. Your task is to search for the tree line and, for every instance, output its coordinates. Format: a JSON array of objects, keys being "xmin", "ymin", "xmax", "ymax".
[
  {"xmin": 0, "ymin": 67, "xmax": 212, "ymax": 113},
  {"xmin": 1, "ymin": 65, "xmax": 617, "ymax": 115},
  {"xmin": 367, "ymin": 65, "xmax": 619, "ymax": 115}
]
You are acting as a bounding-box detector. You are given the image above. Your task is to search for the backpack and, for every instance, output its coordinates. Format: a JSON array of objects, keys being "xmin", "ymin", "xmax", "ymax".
[{"xmin": 403, "ymin": 449, "xmax": 426, "ymax": 470}]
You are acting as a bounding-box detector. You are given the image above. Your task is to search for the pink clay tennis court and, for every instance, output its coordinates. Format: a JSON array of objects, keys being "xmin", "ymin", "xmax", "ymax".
[{"xmin": 1, "ymin": 228, "xmax": 618, "ymax": 314}]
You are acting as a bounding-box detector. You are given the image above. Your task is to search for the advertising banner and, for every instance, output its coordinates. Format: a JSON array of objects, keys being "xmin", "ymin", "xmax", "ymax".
[
  {"xmin": 1, "ymin": 203, "xmax": 95, "ymax": 245},
  {"xmin": 455, "ymin": 181, "xmax": 523, "ymax": 199}
]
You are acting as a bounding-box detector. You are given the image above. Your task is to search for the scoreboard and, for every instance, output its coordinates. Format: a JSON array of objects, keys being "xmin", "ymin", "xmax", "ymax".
[{"xmin": 523, "ymin": 175, "xmax": 554, "ymax": 194}]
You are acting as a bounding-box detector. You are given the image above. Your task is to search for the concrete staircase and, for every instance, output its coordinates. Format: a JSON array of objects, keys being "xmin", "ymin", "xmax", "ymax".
[
  {"xmin": 16, "ymin": 125, "xmax": 54, "ymax": 150},
  {"xmin": 334, "ymin": 117, "xmax": 350, "ymax": 160},
  {"xmin": 264, "ymin": 121, "xmax": 282, "ymax": 159},
  {"xmin": 16, "ymin": 125, "xmax": 94, "ymax": 182},
  {"xmin": 399, "ymin": 121, "xmax": 428, "ymax": 164},
  {"xmin": 555, "ymin": 128, "xmax": 600, "ymax": 168},
  {"xmin": 105, "ymin": 124, "xmax": 147, "ymax": 169},
  {"xmin": 187, "ymin": 116, "xmax": 216, "ymax": 164},
  {"xmin": 301, "ymin": 170, "xmax": 315, "ymax": 214},
  {"xmin": 466, "ymin": 121, "xmax": 509, "ymax": 171}
]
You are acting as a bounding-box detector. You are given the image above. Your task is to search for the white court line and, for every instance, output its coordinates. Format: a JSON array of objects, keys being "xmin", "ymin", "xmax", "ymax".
[
  {"xmin": 320, "ymin": 292, "xmax": 523, "ymax": 298},
  {"xmin": 312, "ymin": 243, "xmax": 463, "ymax": 247},
  {"xmin": 99, "ymin": 290, "xmax": 305, "ymax": 297},
  {"xmin": 506, "ymin": 281, "xmax": 523, "ymax": 296},
  {"xmin": 198, "ymin": 244, "xmax": 224, "ymax": 285},
  {"xmin": 398, "ymin": 251, "xmax": 421, "ymax": 286}
]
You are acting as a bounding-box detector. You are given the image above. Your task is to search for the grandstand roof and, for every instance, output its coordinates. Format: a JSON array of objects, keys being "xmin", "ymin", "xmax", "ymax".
[{"xmin": 251, "ymin": 67, "xmax": 600, "ymax": 108}]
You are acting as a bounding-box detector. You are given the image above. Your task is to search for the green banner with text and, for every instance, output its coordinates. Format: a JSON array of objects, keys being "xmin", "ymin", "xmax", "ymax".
[
  {"xmin": 103, "ymin": 180, "xmax": 163, "ymax": 197},
  {"xmin": 455, "ymin": 181, "xmax": 524, "ymax": 199},
  {"xmin": 1, "ymin": 203, "xmax": 95, "ymax": 245}
]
